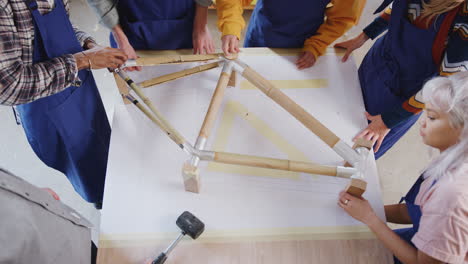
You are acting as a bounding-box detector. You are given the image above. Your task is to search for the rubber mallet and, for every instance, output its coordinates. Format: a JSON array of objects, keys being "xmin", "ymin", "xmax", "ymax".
[{"xmin": 151, "ymin": 211, "xmax": 205, "ymax": 264}]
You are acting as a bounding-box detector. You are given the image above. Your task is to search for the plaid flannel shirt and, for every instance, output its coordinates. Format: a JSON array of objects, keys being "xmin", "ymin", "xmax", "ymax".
[{"xmin": 0, "ymin": 0, "xmax": 96, "ymax": 106}]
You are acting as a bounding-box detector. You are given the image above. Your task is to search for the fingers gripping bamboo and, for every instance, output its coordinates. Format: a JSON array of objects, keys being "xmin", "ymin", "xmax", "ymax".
[
  {"xmin": 214, "ymin": 152, "xmax": 338, "ymax": 176},
  {"xmin": 139, "ymin": 62, "xmax": 221, "ymax": 88},
  {"xmin": 241, "ymin": 66, "xmax": 340, "ymax": 148}
]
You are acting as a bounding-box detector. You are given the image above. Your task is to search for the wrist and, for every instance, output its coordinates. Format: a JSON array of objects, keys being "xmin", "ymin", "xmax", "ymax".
[
  {"xmin": 112, "ymin": 25, "xmax": 129, "ymax": 47},
  {"xmin": 193, "ymin": 24, "xmax": 208, "ymax": 35},
  {"xmin": 359, "ymin": 32, "xmax": 370, "ymax": 43},
  {"xmin": 194, "ymin": 5, "xmax": 208, "ymax": 32},
  {"xmin": 364, "ymin": 212, "xmax": 381, "ymax": 228},
  {"xmin": 73, "ymin": 52, "xmax": 92, "ymax": 70},
  {"xmin": 73, "ymin": 53, "xmax": 87, "ymax": 70}
]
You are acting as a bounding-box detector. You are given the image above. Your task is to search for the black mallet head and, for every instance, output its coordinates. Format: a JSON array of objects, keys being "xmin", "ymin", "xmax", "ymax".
[
  {"xmin": 176, "ymin": 211, "xmax": 205, "ymax": 239},
  {"xmin": 152, "ymin": 211, "xmax": 205, "ymax": 264}
]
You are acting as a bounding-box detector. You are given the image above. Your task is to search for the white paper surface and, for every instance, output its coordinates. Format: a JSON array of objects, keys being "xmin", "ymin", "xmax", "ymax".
[{"xmin": 100, "ymin": 51, "xmax": 385, "ymax": 243}]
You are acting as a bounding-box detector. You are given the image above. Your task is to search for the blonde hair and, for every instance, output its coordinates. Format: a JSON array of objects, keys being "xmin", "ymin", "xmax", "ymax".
[
  {"xmin": 422, "ymin": 72, "xmax": 468, "ymax": 180},
  {"xmin": 420, "ymin": 0, "xmax": 464, "ymax": 22}
]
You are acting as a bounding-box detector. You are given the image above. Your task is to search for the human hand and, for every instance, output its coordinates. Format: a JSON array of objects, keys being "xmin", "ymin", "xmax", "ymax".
[
  {"xmin": 296, "ymin": 51, "xmax": 316, "ymax": 69},
  {"xmin": 334, "ymin": 32, "xmax": 369, "ymax": 62},
  {"xmin": 77, "ymin": 46, "xmax": 128, "ymax": 70},
  {"xmin": 112, "ymin": 25, "xmax": 141, "ymax": 71},
  {"xmin": 193, "ymin": 25, "xmax": 215, "ymax": 54},
  {"xmin": 338, "ymin": 191, "xmax": 377, "ymax": 225},
  {"xmin": 354, "ymin": 112, "xmax": 390, "ymax": 153},
  {"xmin": 221, "ymin": 35, "xmax": 240, "ymax": 57},
  {"xmin": 42, "ymin": 187, "xmax": 60, "ymax": 200}
]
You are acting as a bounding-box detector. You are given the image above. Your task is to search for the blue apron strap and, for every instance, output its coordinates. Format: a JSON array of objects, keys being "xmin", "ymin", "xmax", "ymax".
[
  {"xmin": 374, "ymin": 0, "xmax": 394, "ymax": 14},
  {"xmin": 399, "ymin": 175, "xmax": 425, "ymax": 204}
]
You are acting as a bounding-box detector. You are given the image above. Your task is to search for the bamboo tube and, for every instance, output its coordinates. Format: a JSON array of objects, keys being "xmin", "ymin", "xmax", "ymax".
[
  {"xmin": 139, "ymin": 62, "xmax": 221, "ymax": 88},
  {"xmin": 213, "ymin": 152, "xmax": 338, "ymax": 177},
  {"xmin": 134, "ymin": 54, "xmax": 222, "ymax": 66},
  {"xmin": 115, "ymin": 70, "xmax": 186, "ymax": 145},
  {"xmin": 241, "ymin": 66, "xmax": 340, "ymax": 148},
  {"xmin": 181, "ymin": 63, "xmax": 233, "ymax": 193},
  {"xmin": 199, "ymin": 68, "xmax": 232, "ymax": 139},
  {"xmin": 124, "ymin": 94, "xmax": 184, "ymax": 146}
]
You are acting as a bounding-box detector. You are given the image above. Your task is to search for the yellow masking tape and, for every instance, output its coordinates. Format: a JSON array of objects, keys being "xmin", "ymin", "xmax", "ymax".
[{"xmin": 207, "ymin": 101, "xmax": 312, "ymax": 179}]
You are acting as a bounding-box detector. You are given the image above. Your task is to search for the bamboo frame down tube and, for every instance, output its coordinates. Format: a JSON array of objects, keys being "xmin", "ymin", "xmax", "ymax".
[
  {"xmin": 138, "ymin": 61, "xmax": 221, "ymax": 88},
  {"xmin": 232, "ymin": 60, "xmax": 360, "ymax": 165},
  {"xmin": 211, "ymin": 152, "xmax": 357, "ymax": 178},
  {"xmin": 115, "ymin": 69, "xmax": 186, "ymax": 146},
  {"xmin": 190, "ymin": 62, "xmax": 233, "ymax": 163},
  {"xmin": 124, "ymin": 54, "xmax": 223, "ymax": 67}
]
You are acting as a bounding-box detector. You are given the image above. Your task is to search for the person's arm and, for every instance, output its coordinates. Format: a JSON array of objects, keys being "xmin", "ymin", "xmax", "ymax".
[
  {"xmin": 216, "ymin": 0, "xmax": 251, "ymax": 55},
  {"xmin": 0, "ymin": 6, "xmax": 80, "ymax": 105},
  {"xmin": 193, "ymin": 3, "xmax": 215, "ymax": 54},
  {"xmin": 61, "ymin": 0, "xmax": 98, "ymax": 49},
  {"xmin": 334, "ymin": 6, "xmax": 392, "ymax": 62},
  {"xmin": 86, "ymin": 0, "xmax": 119, "ymax": 30},
  {"xmin": 338, "ymin": 192, "xmax": 444, "ymax": 264},
  {"xmin": 216, "ymin": 0, "xmax": 248, "ymax": 39},
  {"xmin": 0, "ymin": 3, "xmax": 127, "ymax": 106},
  {"xmin": 302, "ymin": 0, "xmax": 366, "ymax": 62},
  {"xmin": 362, "ymin": 6, "xmax": 392, "ymax": 40},
  {"xmin": 385, "ymin": 204, "xmax": 412, "ymax": 224}
]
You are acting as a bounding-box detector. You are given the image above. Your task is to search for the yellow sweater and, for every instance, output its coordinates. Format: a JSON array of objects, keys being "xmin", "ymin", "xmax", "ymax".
[{"xmin": 216, "ymin": 0, "xmax": 366, "ymax": 58}]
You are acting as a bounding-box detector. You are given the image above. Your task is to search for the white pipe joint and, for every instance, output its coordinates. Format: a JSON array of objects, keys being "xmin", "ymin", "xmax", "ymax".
[
  {"xmin": 182, "ymin": 143, "xmax": 215, "ymax": 161},
  {"xmin": 189, "ymin": 137, "xmax": 207, "ymax": 165},
  {"xmin": 222, "ymin": 61, "xmax": 234, "ymax": 74},
  {"xmin": 122, "ymin": 59, "xmax": 137, "ymax": 68},
  {"xmin": 336, "ymin": 166, "xmax": 358, "ymax": 178},
  {"xmin": 231, "ymin": 59, "xmax": 248, "ymax": 73},
  {"xmin": 332, "ymin": 140, "xmax": 361, "ymax": 167}
]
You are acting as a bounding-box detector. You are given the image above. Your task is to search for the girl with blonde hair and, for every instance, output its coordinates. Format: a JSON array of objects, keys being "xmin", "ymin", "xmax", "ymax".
[{"xmin": 339, "ymin": 72, "xmax": 468, "ymax": 264}]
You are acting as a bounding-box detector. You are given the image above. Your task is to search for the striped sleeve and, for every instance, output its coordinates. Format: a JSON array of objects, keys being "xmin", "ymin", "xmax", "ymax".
[
  {"xmin": 303, "ymin": 0, "xmax": 366, "ymax": 58},
  {"xmin": 216, "ymin": 0, "xmax": 251, "ymax": 38},
  {"xmin": 0, "ymin": 3, "xmax": 78, "ymax": 106}
]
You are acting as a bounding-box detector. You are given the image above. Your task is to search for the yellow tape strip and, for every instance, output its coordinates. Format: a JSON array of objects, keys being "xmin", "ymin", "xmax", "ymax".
[
  {"xmin": 240, "ymin": 79, "xmax": 328, "ymax": 90},
  {"xmin": 99, "ymin": 225, "xmax": 375, "ymax": 248},
  {"xmin": 207, "ymin": 101, "xmax": 312, "ymax": 179}
]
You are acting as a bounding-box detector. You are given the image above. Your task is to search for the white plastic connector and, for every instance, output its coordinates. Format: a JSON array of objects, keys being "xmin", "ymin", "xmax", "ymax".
[
  {"xmin": 332, "ymin": 140, "xmax": 360, "ymax": 166},
  {"xmin": 122, "ymin": 59, "xmax": 137, "ymax": 68},
  {"xmin": 336, "ymin": 166, "xmax": 358, "ymax": 178}
]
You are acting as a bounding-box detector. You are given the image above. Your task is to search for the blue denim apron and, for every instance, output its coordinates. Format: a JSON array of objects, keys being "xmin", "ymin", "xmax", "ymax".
[
  {"xmin": 16, "ymin": 0, "xmax": 110, "ymax": 203},
  {"xmin": 110, "ymin": 0, "xmax": 195, "ymax": 50},
  {"xmin": 244, "ymin": 0, "xmax": 330, "ymax": 48},
  {"xmin": 393, "ymin": 175, "xmax": 437, "ymax": 264}
]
